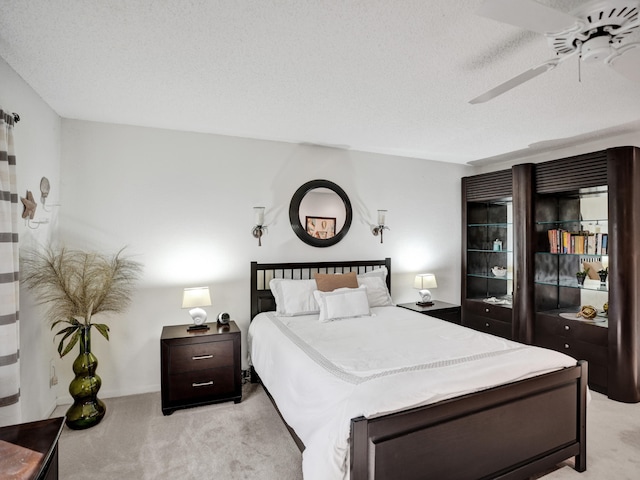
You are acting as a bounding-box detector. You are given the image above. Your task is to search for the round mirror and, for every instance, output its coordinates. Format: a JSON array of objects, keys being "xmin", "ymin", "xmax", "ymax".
[{"xmin": 289, "ymin": 179, "xmax": 352, "ymax": 247}]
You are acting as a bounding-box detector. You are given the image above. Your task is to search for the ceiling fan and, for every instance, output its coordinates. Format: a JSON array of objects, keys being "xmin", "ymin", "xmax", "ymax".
[{"xmin": 469, "ymin": 0, "xmax": 640, "ymax": 104}]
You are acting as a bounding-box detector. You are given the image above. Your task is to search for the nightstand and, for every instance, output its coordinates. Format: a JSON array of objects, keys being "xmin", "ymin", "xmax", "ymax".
[
  {"xmin": 161, "ymin": 321, "xmax": 242, "ymax": 415},
  {"xmin": 397, "ymin": 300, "xmax": 461, "ymax": 324}
]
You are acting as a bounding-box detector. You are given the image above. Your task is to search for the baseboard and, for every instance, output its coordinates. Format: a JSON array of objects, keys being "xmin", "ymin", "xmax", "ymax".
[{"xmin": 55, "ymin": 383, "xmax": 161, "ymax": 405}]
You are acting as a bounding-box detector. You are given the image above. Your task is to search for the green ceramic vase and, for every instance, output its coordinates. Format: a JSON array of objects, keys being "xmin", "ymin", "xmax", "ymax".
[{"xmin": 65, "ymin": 325, "xmax": 106, "ymax": 430}]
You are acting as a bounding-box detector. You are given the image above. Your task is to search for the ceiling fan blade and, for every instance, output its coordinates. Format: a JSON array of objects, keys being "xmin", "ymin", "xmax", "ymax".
[
  {"xmin": 477, "ymin": 0, "xmax": 581, "ymax": 34},
  {"xmin": 608, "ymin": 43, "xmax": 640, "ymax": 82},
  {"xmin": 469, "ymin": 58, "xmax": 561, "ymax": 104}
]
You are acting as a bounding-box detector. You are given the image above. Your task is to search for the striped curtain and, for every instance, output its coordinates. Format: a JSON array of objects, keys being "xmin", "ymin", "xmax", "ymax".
[{"xmin": 0, "ymin": 109, "xmax": 20, "ymax": 426}]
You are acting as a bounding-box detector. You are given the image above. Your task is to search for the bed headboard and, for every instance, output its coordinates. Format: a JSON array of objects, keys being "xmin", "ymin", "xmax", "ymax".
[{"xmin": 250, "ymin": 258, "xmax": 391, "ymax": 319}]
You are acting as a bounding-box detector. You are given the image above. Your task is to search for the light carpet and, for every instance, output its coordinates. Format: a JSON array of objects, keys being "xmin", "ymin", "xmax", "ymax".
[
  {"xmin": 52, "ymin": 385, "xmax": 639, "ymax": 479},
  {"xmin": 52, "ymin": 383, "xmax": 302, "ymax": 479}
]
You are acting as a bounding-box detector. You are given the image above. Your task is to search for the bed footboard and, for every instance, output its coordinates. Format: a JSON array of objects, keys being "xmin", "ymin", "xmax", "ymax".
[{"xmin": 350, "ymin": 361, "xmax": 587, "ymax": 480}]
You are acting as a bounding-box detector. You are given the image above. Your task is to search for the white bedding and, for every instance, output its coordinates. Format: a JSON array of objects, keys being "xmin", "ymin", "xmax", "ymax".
[{"xmin": 248, "ymin": 306, "xmax": 578, "ymax": 480}]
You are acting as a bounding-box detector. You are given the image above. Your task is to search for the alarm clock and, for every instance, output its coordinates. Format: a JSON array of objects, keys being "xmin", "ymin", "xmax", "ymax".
[{"xmin": 217, "ymin": 312, "xmax": 230, "ymax": 325}]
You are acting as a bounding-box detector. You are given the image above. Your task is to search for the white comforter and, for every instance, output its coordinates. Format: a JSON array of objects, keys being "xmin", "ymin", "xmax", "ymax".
[{"xmin": 248, "ymin": 306, "xmax": 577, "ymax": 480}]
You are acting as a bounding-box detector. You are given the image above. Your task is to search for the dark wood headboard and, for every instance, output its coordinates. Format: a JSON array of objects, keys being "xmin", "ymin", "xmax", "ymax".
[{"xmin": 250, "ymin": 258, "xmax": 391, "ymax": 319}]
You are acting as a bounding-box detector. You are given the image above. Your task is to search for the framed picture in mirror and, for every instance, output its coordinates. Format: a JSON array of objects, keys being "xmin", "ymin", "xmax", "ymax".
[{"xmin": 306, "ymin": 216, "xmax": 336, "ymax": 239}]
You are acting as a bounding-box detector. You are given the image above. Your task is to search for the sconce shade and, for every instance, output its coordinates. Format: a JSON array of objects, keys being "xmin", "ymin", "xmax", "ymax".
[
  {"xmin": 414, "ymin": 274, "xmax": 437, "ymax": 290},
  {"xmin": 182, "ymin": 287, "xmax": 212, "ymax": 308},
  {"xmin": 254, "ymin": 206, "xmax": 265, "ymax": 226},
  {"xmin": 377, "ymin": 210, "xmax": 387, "ymax": 225}
]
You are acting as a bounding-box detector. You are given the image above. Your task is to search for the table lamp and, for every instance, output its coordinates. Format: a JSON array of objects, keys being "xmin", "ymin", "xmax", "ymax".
[
  {"xmin": 182, "ymin": 286, "xmax": 212, "ymax": 331},
  {"xmin": 414, "ymin": 274, "xmax": 437, "ymax": 306}
]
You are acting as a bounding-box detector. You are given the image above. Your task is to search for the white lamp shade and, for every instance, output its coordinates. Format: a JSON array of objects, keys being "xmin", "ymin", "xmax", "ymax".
[
  {"xmin": 254, "ymin": 206, "xmax": 265, "ymax": 225},
  {"xmin": 182, "ymin": 287, "xmax": 212, "ymax": 308},
  {"xmin": 377, "ymin": 210, "xmax": 387, "ymax": 225},
  {"xmin": 414, "ymin": 274, "xmax": 437, "ymax": 290}
]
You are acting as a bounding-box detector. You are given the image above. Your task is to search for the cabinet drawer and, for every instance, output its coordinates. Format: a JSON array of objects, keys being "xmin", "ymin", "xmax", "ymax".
[
  {"xmin": 537, "ymin": 315, "xmax": 607, "ymax": 345},
  {"xmin": 463, "ymin": 314, "xmax": 512, "ymax": 339},
  {"xmin": 464, "ymin": 301, "xmax": 512, "ymax": 323},
  {"xmin": 168, "ymin": 366, "xmax": 235, "ymax": 402},
  {"xmin": 169, "ymin": 340, "xmax": 234, "ymax": 373},
  {"xmin": 537, "ymin": 335, "xmax": 607, "ymax": 366}
]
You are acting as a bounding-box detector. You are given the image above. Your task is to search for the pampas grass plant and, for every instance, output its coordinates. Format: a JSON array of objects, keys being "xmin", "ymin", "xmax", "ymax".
[{"xmin": 21, "ymin": 246, "xmax": 143, "ymax": 357}]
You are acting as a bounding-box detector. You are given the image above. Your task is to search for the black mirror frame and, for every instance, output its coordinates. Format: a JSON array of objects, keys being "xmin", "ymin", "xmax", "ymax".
[{"xmin": 289, "ymin": 179, "xmax": 353, "ymax": 248}]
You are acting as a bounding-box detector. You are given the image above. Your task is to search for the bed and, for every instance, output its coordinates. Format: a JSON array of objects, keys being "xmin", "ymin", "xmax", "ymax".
[{"xmin": 249, "ymin": 258, "xmax": 587, "ymax": 480}]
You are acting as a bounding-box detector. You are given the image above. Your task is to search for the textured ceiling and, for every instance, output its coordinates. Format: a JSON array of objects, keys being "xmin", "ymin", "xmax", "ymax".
[{"xmin": 1, "ymin": 0, "xmax": 640, "ymax": 164}]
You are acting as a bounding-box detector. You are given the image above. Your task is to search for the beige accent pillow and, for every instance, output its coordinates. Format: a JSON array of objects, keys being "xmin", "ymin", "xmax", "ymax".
[
  {"xmin": 583, "ymin": 261, "xmax": 604, "ymax": 280},
  {"xmin": 314, "ymin": 271, "xmax": 358, "ymax": 292}
]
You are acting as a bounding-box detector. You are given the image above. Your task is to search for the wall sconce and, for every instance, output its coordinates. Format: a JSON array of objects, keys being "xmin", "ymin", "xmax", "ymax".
[
  {"xmin": 182, "ymin": 286, "xmax": 212, "ymax": 331},
  {"xmin": 414, "ymin": 273, "xmax": 437, "ymax": 306},
  {"xmin": 252, "ymin": 206, "xmax": 266, "ymax": 246},
  {"xmin": 372, "ymin": 210, "xmax": 389, "ymax": 243}
]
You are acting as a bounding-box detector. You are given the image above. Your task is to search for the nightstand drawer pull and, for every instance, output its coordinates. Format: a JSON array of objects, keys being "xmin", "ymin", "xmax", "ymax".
[
  {"xmin": 564, "ymin": 325, "xmax": 570, "ymax": 331},
  {"xmin": 192, "ymin": 354, "xmax": 214, "ymax": 360},
  {"xmin": 192, "ymin": 380, "xmax": 214, "ymax": 387},
  {"xmin": 564, "ymin": 343, "xmax": 570, "ymax": 349}
]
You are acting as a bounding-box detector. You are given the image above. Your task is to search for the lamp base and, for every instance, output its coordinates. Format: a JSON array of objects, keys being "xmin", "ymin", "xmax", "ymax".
[
  {"xmin": 416, "ymin": 301, "xmax": 434, "ymax": 307},
  {"xmin": 187, "ymin": 324, "xmax": 210, "ymax": 332}
]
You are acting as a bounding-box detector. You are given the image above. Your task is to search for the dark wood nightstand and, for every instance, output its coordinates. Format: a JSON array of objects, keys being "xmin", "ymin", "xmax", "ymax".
[
  {"xmin": 397, "ymin": 300, "xmax": 461, "ymax": 324},
  {"xmin": 161, "ymin": 321, "xmax": 242, "ymax": 415}
]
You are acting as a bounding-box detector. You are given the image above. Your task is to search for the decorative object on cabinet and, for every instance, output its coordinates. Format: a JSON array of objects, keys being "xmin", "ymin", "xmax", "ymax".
[
  {"xmin": 252, "ymin": 206, "xmax": 266, "ymax": 246},
  {"xmin": 576, "ymin": 268, "xmax": 588, "ymax": 285},
  {"xmin": 289, "ymin": 179, "xmax": 352, "ymax": 248},
  {"xmin": 21, "ymin": 246, "xmax": 142, "ymax": 429},
  {"xmin": 161, "ymin": 321, "xmax": 242, "ymax": 415},
  {"xmin": 598, "ymin": 267, "xmax": 608, "ymax": 285},
  {"xmin": 371, "ymin": 209, "xmax": 389, "ymax": 243},
  {"xmin": 182, "ymin": 287, "xmax": 212, "ymax": 331},
  {"xmin": 413, "ymin": 273, "xmax": 437, "ymax": 306},
  {"xmin": 491, "ymin": 266, "xmax": 507, "ymax": 277}
]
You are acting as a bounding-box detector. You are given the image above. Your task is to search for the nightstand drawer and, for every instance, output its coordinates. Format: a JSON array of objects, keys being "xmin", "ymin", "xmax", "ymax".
[
  {"xmin": 168, "ymin": 366, "xmax": 235, "ymax": 402},
  {"xmin": 169, "ymin": 340, "xmax": 234, "ymax": 373}
]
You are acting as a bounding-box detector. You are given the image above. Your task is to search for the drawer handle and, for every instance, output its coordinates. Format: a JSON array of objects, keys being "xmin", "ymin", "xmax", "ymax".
[
  {"xmin": 485, "ymin": 322, "xmax": 490, "ymax": 328},
  {"xmin": 564, "ymin": 343, "xmax": 570, "ymax": 349},
  {"xmin": 192, "ymin": 380, "xmax": 214, "ymax": 387},
  {"xmin": 485, "ymin": 308, "xmax": 490, "ymax": 313},
  {"xmin": 192, "ymin": 354, "xmax": 214, "ymax": 360},
  {"xmin": 564, "ymin": 325, "xmax": 570, "ymax": 331}
]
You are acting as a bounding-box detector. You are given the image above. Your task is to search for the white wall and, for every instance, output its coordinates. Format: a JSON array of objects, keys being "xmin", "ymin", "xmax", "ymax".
[
  {"xmin": 57, "ymin": 119, "xmax": 470, "ymax": 401},
  {"xmin": 0, "ymin": 56, "xmax": 62, "ymax": 421}
]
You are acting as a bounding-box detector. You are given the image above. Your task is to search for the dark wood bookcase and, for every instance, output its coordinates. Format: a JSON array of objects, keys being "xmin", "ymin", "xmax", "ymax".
[
  {"xmin": 462, "ymin": 146, "xmax": 640, "ymax": 403},
  {"xmin": 461, "ymin": 169, "xmax": 514, "ymax": 339}
]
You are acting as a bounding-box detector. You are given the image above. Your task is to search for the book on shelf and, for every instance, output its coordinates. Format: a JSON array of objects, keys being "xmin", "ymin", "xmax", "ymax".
[{"xmin": 547, "ymin": 229, "xmax": 608, "ymax": 255}]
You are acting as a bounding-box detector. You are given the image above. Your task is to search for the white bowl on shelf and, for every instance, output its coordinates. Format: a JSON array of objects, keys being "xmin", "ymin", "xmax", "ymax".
[{"xmin": 491, "ymin": 266, "xmax": 507, "ymax": 277}]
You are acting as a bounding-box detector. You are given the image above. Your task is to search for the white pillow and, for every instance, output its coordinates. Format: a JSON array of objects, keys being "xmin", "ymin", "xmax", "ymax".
[
  {"xmin": 313, "ymin": 286, "xmax": 371, "ymax": 323},
  {"xmin": 357, "ymin": 267, "xmax": 393, "ymax": 307},
  {"xmin": 269, "ymin": 278, "xmax": 319, "ymax": 316}
]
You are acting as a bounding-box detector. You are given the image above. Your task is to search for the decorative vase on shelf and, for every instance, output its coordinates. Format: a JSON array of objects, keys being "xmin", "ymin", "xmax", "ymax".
[
  {"xmin": 66, "ymin": 325, "xmax": 106, "ymax": 430},
  {"xmin": 576, "ymin": 274, "xmax": 586, "ymax": 286},
  {"xmin": 598, "ymin": 271, "xmax": 608, "ymax": 285}
]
